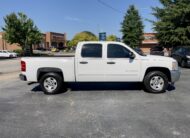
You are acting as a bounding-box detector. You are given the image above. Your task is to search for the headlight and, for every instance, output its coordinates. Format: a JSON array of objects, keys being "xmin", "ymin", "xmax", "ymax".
[
  {"xmin": 186, "ymin": 55, "xmax": 190, "ymax": 59},
  {"xmin": 172, "ymin": 61, "xmax": 178, "ymax": 70}
]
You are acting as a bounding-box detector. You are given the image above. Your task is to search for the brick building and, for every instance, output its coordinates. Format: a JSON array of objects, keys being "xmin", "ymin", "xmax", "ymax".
[
  {"xmin": 0, "ymin": 32, "xmax": 21, "ymax": 51},
  {"xmin": 1, "ymin": 31, "xmax": 157, "ymax": 53},
  {"xmin": 140, "ymin": 33, "xmax": 159, "ymax": 54},
  {"xmin": 45, "ymin": 32, "xmax": 67, "ymax": 49},
  {"xmin": 0, "ymin": 32, "xmax": 67, "ymax": 51}
]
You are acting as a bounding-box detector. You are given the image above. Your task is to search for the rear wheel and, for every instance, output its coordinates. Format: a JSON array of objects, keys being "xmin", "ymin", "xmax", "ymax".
[
  {"xmin": 39, "ymin": 73, "xmax": 63, "ymax": 95},
  {"xmin": 143, "ymin": 71, "xmax": 168, "ymax": 93}
]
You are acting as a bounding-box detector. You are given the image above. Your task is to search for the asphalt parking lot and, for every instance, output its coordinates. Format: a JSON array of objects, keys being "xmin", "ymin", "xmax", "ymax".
[{"xmin": 0, "ymin": 59, "xmax": 190, "ymax": 138}]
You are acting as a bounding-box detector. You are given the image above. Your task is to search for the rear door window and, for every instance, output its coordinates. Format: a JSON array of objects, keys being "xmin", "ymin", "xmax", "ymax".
[{"xmin": 81, "ymin": 44, "xmax": 102, "ymax": 58}]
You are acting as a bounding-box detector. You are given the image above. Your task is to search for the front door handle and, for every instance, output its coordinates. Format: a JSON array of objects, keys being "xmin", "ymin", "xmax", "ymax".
[
  {"xmin": 80, "ymin": 61, "xmax": 88, "ymax": 64},
  {"xmin": 107, "ymin": 62, "xmax": 115, "ymax": 64}
]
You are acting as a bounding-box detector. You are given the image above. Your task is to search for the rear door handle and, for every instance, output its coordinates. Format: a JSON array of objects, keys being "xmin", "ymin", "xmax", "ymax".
[
  {"xmin": 107, "ymin": 62, "xmax": 115, "ymax": 64},
  {"xmin": 80, "ymin": 61, "xmax": 88, "ymax": 64}
]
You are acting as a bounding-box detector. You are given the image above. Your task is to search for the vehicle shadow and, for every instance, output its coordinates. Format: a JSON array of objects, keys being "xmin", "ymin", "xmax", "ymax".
[
  {"xmin": 31, "ymin": 82, "xmax": 143, "ymax": 93},
  {"xmin": 67, "ymin": 82, "xmax": 143, "ymax": 91},
  {"xmin": 167, "ymin": 84, "xmax": 176, "ymax": 91},
  {"xmin": 0, "ymin": 57, "xmax": 9, "ymax": 60},
  {"xmin": 31, "ymin": 82, "xmax": 176, "ymax": 93},
  {"xmin": 0, "ymin": 57, "xmax": 18, "ymax": 60}
]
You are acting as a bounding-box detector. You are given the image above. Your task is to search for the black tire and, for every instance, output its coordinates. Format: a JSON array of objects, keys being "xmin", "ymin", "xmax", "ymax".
[
  {"xmin": 39, "ymin": 73, "xmax": 63, "ymax": 95},
  {"xmin": 181, "ymin": 60, "xmax": 186, "ymax": 68},
  {"xmin": 143, "ymin": 71, "xmax": 168, "ymax": 93}
]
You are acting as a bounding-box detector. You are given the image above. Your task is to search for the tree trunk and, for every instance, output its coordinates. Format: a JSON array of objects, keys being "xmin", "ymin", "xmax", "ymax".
[
  {"xmin": 24, "ymin": 45, "xmax": 33, "ymax": 56},
  {"xmin": 29, "ymin": 45, "xmax": 33, "ymax": 56}
]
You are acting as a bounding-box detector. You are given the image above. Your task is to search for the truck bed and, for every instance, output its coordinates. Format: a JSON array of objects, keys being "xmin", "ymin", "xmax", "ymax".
[{"xmin": 21, "ymin": 56, "xmax": 75, "ymax": 82}]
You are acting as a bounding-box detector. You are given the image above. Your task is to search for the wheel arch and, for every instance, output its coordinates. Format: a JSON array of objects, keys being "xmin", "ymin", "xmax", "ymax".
[
  {"xmin": 37, "ymin": 67, "xmax": 64, "ymax": 81},
  {"xmin": 144, "ymin": 67, "xmax": 171, "ymax": 82}
]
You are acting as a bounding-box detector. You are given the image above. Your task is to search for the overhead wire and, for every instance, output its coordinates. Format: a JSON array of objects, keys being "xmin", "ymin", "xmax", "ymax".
[{"xmin": 97, "ymin": 0, "xmax": 123, "ymax": 14}]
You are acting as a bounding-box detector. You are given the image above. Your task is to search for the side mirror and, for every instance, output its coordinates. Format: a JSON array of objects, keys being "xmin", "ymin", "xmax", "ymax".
[{"xmin": 129, "ymin": 52, "xmax": 135, "ymax": 59}]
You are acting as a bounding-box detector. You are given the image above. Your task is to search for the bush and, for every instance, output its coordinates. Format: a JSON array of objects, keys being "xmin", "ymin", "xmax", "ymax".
[{"xmin": 13, "ymin": 49, "xmax": 24, "ymax": 56}]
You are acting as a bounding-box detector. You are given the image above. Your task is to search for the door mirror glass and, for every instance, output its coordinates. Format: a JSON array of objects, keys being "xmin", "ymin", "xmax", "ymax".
[{"xmin": 129, "ymin": 52, "xmax": 135, "ymax": 59}]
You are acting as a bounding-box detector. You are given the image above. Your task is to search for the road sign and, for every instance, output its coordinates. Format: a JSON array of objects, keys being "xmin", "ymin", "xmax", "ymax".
[{"xmin": 99, "ymin": 32, "xmax": 106, "ymax": 41}]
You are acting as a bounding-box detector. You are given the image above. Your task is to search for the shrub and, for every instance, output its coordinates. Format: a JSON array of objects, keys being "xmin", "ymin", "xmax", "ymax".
[{"xmin": 13, "ymin": 49, "xmax": 24, "ymax": 56}]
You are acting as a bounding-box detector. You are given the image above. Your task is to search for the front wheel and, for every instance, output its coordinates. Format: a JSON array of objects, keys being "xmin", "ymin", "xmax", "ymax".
[
  {"xmin": 143, "ymin": 71, "xmax": 168, "ymax": 93},
  {"xmin": 39, "ymin": 73, "xmax": 63, "ymax": 95}
]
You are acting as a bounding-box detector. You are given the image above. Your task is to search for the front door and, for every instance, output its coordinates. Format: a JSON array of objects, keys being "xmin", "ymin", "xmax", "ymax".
[{"xmin": 104, "ymin": 44, "xmax": 140, "ymax": 82}]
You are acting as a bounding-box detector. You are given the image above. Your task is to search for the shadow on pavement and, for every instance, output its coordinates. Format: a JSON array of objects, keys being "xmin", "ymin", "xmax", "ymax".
[
  {"xmin": 0, "ymin": 57, "xmax": 19, "ymax": 60},
  {"xmin": 67, "ymin": 82, "xmax": 143, "ymax": 91},
  {"xmin": 31, "ymin": 82, "xmax": 176, "ymax": 94},
  {"xmin": 31, "ymin": 82, "xmax": 143, "ymax": 93},
  {"xmin": 167, "ymin": 84, "xmax": 176, "ymax": 91}
]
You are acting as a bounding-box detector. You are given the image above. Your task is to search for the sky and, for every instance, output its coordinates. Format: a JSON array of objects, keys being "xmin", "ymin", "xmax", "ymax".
[{"xmin": 0, "ymin": 0, "xmax": 161, "ymax": 40}]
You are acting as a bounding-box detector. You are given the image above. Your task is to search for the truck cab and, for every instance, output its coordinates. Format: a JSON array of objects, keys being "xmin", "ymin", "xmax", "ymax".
[{"xmin": 75, "ymin": 42, "xmax": 140, "ymax": 82}]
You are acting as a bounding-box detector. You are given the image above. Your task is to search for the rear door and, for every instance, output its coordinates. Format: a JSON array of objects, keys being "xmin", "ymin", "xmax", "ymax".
[{"xmin": 76, "ymin": 43, "xmax": 105, "ymax": 82}]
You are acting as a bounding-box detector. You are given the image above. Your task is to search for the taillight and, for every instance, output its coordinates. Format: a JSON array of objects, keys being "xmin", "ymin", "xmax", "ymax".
[{"xmin": 21, "ymin": 61, "xmax": 26, "ymax": 72}]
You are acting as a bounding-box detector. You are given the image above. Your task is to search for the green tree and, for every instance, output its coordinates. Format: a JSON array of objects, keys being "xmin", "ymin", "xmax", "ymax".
[
  {"xmin": 106, "ymin": 35, "xmax": 117, "ymax": 41},
  {"xmin": 121, "ymin": 5, "xmax": 144, "ymax": 48},
  {"xmin": 70, "ymin": 31, "xmax": 98, "ymax": 46},
  {"xmin": 2, "ymin": 12, "xmax": 42, "ymax": 55},
  {"xmin": 152, "ymin": 0, "xmax": 190, "ymax": 47},
  {"xmin": 66, "ymin": 41, "xmax": 71, "ymax": 47}
]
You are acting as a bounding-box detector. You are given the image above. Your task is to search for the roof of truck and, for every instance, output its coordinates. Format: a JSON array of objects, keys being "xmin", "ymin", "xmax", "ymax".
[{"xmin": 78, "ymin": 41, "xmax": 124, "ymax": 45}]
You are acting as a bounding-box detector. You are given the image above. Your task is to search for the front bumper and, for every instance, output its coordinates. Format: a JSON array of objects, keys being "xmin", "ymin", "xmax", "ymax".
[
  {"xmin": 19, "ymin": 74, "xmax": 27, "ymax": 81},
  {"xmin": 170, "ymin": 70, "xmax": 181, "ymax": 83}
]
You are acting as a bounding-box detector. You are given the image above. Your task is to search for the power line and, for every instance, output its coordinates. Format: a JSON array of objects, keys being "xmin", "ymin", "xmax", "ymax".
[
  {"xmin": 97, "ymin": 0, "xmax": 123, "ymax": 14},
  {"xmin": 97, "ymin": 0, "xmax": 151, "ymax": 14}
]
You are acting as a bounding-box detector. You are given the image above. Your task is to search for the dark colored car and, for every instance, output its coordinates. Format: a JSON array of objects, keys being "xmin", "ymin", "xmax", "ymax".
[
  {"xmin": 171, "ymin": 46, "xmax": 181, "ymax": 55},
  {"xmin": 150, "ymin": 46, "xmax": 164, "ymax": 56},
  {"xmin": 171, "ymin": 46, "xmax": 190, "ymax": 67}
]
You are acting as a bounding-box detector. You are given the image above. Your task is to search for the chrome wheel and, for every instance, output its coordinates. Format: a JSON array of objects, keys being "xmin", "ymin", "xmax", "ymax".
[
  {"xmin": 43, "ymin": 77, "xmax": 58, "ymax": 93},
  {"xmin": 150, "ymin": 76, "xmax": 164, "ymax": 91}
]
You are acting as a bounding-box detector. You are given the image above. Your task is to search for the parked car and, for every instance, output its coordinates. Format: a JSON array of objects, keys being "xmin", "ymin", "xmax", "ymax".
[
  {"xmin": 20, "ymin": 41, "xmax": 180, "ymax": 95},
  {"xmin": 171, "ymin": 46, "xmax": 190, "ymax": 67},
  {"xmin": 0, "ymin": 50, "xmax": 17, "ymax": 58},
  {"xmin": 150, "ymin": 46, "xmax": 164, "ymax": 56}
]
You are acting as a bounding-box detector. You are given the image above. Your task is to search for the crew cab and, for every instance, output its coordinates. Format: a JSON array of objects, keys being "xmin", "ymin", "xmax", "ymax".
[{"xmin": 20, "ymin": 41, "xmax": 180, "ymax": 94}]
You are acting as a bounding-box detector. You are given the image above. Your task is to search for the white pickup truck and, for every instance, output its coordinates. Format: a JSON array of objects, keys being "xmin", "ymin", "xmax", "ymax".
[{"xmin": 20, "ymin": 41, "xmax": 180, "ymax": 94}]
